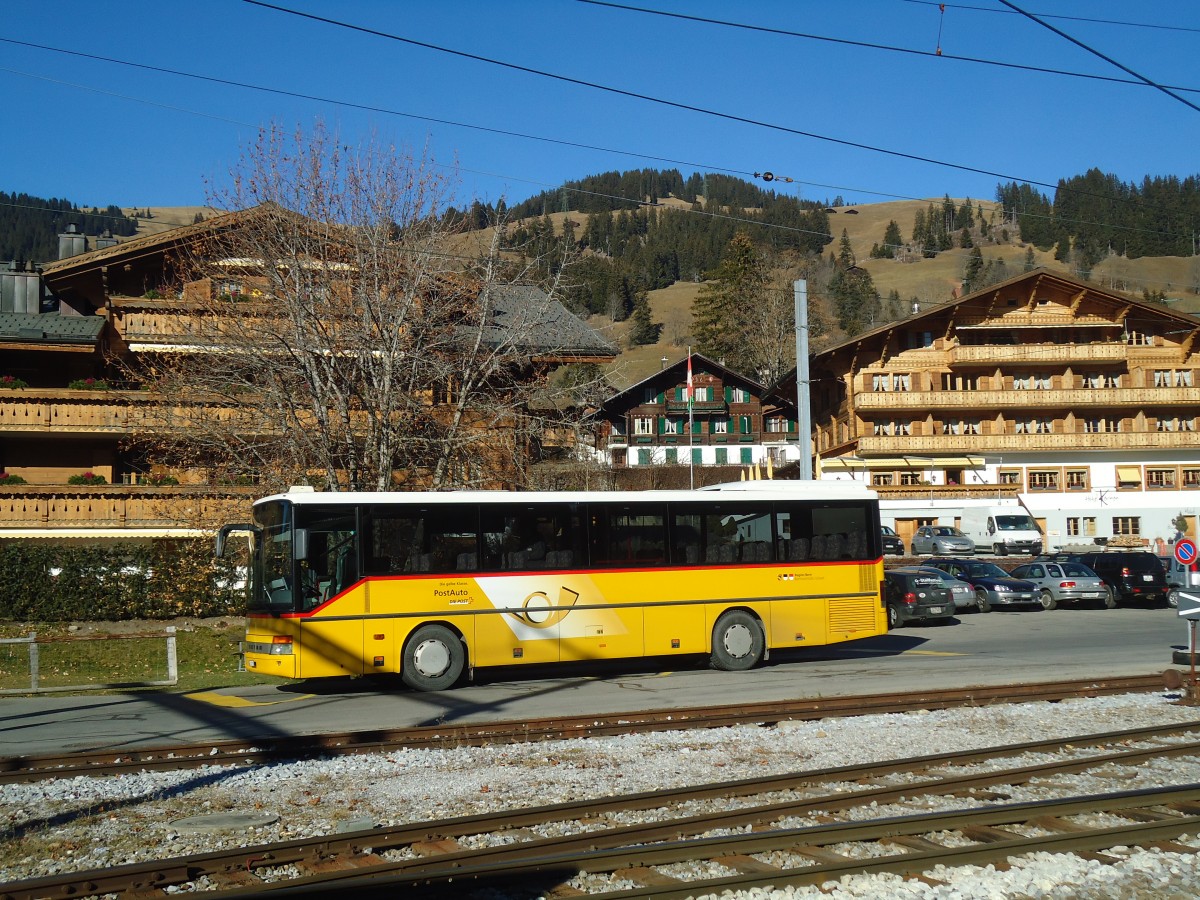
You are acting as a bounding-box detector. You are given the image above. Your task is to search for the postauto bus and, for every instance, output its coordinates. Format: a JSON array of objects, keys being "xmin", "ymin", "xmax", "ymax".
[{"xmin": 218, "ymin": 481, "xmax": 887, "ymax": 691}]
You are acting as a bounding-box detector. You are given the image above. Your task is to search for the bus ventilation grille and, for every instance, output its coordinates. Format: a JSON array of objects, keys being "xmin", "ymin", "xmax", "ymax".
[{"xmin": 828, "ymin": 598, "xmax": 877, "ymax": 633}]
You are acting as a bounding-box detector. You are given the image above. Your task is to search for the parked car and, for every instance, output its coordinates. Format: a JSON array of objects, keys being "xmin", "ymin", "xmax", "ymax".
[
  {"xmin": 925, "ymin": 558, "xmax": 1040, "ymax": 612},
  {"xmin": 1041, "ymin": 550, "xmax": 1168, "ymax": 607},
  {"xmin": 912, "ymin": 565, "xmax": 976, "ymax": 612},
  {"xmin": 1157, "ymin": 555, "xmax": 1197, "ymax": 609},
  {"xmin": 911, "ymin": 525, "xmax": 976, "ymax": 556},
  {"xmin": 882, "ymin": 567, "xmax": 956, "ymax": 628},
  {"xmin": 880, "ymin": 525, "xmax": 905, "ymax": 556},
  {"xmin": 1009, "ymin": 560, "xmax": 1112, "ymax": 610}
]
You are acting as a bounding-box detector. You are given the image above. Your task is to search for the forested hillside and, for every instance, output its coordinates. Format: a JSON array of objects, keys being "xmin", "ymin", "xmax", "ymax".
[
  {"xmin": 449, "ymin": 166, "xmax": 1200, "ymax": 387},
  {"xmin": 0, "ymin": 192, "xmax": 139, "ymax": 264}
]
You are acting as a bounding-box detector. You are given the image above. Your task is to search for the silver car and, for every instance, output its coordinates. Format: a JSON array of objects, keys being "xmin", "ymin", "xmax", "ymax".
[
  {"xmin": 1009, "ymin": 560, "xmax": 1111, "ymax": 610},
  {"xmin": 911, "ymin": 525, "xmax": 976, "ymax": 556},
  {"xmin": 914, "ymin": 565, "xmax": 975, "ymax": 611}
]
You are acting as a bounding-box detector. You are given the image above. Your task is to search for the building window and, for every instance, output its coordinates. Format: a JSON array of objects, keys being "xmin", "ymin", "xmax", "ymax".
[
  {"xmin": 1013, "ymin": 374, "xmax": 1033, "ymax": 390},
  {"xmin": 642, "ymin": 387, "xmax": 659, "ymax": 404},
  {"xmin": 664, "ymin": 448, "xmax": 677, "ymax": 464},
  {"xmin": 715, "ymin": 447, "xmax": 727, "ymax": 465},
  {"xmin": 1157, "ymin": 418, "xmax": 1178, "ymax": 432},
  {"xmin": 1029, "ymin": 470, "xmax": 1059, "ymax": 491},
  {"xmin": 663, "ymin": 417, "xmax": 681, "ymax": 435},
  {"xmin": 871, "ymin": 374, "xmax": 890, "ymax": 392},
  {"xmin": 739, "ymin": 416, "xmax": 752, "ymax": 434},
  {"xmin": 713, "ymin": 418, "xmax": 728, "ymax": 434},
  {"xmin": 1113, "ymin": 516, "xmax": 1141, "ymax": 536},
  {"xmin": 1000, "ymin": 470, "xmax": 1021, "ymax": 485},
  {"xmin": 729, "ymin": 386, "xmax": 750, "ymax": 403},
  {"xmin": 1015, "ymin": 418, "xmax": 1052, "ymax": 435},
  {"xmin": 942, "ymin": 373, "xmax": 979, "ymax": 391},
  {"xmin": 1066, "ymin": 469, "xmax": 1088, "ymax": 491},
  {"xmin": 1033, "ymin": 373, "xmax": 1051, "ymax": 389},
  {"xmin": 1084, "ymin": 417, "xmax": 1119, "ymax": 433},
  {"xmin": 740, "ymin": 447, "xmax": 752, "ymax": 464},
  {"xmin": 1126, "ymin": 329, "xmax": 1150, "ymax": 346},
  {"xmin": 900, "ymin": 472, "xmax": 922, "ymax": 485},
  {"xmin": 692, "ymin": 448, "xmax": 703, "ymax": 465},
  {"xmin": 1067, "ymin": 517, "xmax": 1096, "ymax": 537},
  {"xmin": 942, "ymin": 421, "xmax": 960, "ymax": 435},
  {"xmin": 1147, "ymin": 468, "xmax": 1177, "ymax": 489},
  {"xmin": 633, "ymin": 417, "xmax": 653, "ymax": 435},
  {"xmin": 872, "ymin": 473, "xmax": 894, "ymax": 486},
  {"xmin": 895, "ymin": 374, "xmax": 911, "ymax": 391},
  {"xmin": 637, "ymin": 449, "xmax": 651, "ymax": 465},
  {"xmin": 765, "ymin": 416, "xmax": 789, "ymax": 433},
  {"xmin": 1184, "ymin": 468, "xmax": 1200, "ymax": 488},
  {"xmin": 1116, "ymin": 466, "xmax": 1142, "ymax": 489}
]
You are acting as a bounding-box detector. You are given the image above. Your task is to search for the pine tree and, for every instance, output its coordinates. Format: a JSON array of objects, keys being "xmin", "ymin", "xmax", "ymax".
[
  {"xmin": 962, "ymin": 247, "xmax": 984, "ymax": 294},
  {"xmin": 691, "ymin": 231, "xmax": 767, "ymax": 368},
  {"xmin": 627, "ymin": 291, "xmax": 662, "ymax": 346}
]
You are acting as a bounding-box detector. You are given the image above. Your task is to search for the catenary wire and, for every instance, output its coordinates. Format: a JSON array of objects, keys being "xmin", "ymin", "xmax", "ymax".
[
  {"xmin": 997, "ymin": 0, "xmax": 1200, "ymax": 115},
  {"xmin": 899, "ymin": 1, "xmax": 1200, "ymax": 35},
  {"xmin": 575, "ymin": 0, "xmax": 1200, "ymax": 95},
  {"xmin": 0, "ymin": 25, "xmax": 1188, "ymax": 236}
]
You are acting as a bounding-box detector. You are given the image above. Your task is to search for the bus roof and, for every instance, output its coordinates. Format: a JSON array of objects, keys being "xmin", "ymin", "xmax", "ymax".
[{"xmin": 254, "ymin": 481, "xmax": 878, "ymax": 508}]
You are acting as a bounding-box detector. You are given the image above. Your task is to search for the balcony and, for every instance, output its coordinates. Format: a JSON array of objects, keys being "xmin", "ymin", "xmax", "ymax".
[
  {"xmin": 857, "ymin": 430, "xmax": 1200, "ymax": 454},
  {"xmin": 0, "ymin": 484, "xmax": 258, "ymax": 531},
  {"xmin": 873, "ymin": 483, "xmax": 1023, "ymax": 501},
  {"xmin": 854, "ymin": 387, "xmax": 1200, "ymax": 411},
  {"xmin": 949, "ymin": 344, "xmax": 1126, "ymax": 365}
]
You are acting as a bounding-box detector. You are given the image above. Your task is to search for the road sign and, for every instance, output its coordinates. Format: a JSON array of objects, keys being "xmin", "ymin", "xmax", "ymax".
[
  {"xmin": 1177, "ymin": 591, "xmax": 1200, "ymax": 620},
  {"xmin": 1176, "ymin": 538, "xmax": 1198, "ymax": 566}
]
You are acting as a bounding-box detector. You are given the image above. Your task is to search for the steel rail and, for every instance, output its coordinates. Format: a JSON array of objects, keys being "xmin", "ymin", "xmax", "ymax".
[
  {"xmin": 4, "ymin": 720, "xmax": 1198, "ymax": 900},
  {"xmin": 0, "ymin": 673, "xmax": 1170, "ymax": 783},
  {"xmin": 222, "ymin": 785, "xmax": 1200, "ymax": 898}
]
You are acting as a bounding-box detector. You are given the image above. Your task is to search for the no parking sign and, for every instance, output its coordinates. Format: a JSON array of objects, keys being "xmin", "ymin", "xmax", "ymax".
[{"xmin": 1175, "ymin": 538, "xmax": 1197, "ymax": 566}]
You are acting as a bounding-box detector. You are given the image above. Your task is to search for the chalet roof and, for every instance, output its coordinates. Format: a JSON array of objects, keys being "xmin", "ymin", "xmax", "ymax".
[
  {"xmin": 0, "ymin": 312, "xmax": 105, "ymax": 345},
  {"xmin": 605, "ymin": 352, "xmax": 764, "ymax": 406},
  {"xmin": 39, "ymin": 205, "xmax": 273, "ymax": 278},
  {"xmin": 816, "ymin": 267, "xmax": 1200, "ymax": 359},
  {"xmin": 486, "ymin": 285, "xmax": 616, "ymax": 358}
]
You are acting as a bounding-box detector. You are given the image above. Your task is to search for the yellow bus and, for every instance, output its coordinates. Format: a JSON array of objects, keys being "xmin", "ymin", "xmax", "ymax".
[{"xmin": 220, "ymin": 481, "xmax": 887, "ymax": 691}]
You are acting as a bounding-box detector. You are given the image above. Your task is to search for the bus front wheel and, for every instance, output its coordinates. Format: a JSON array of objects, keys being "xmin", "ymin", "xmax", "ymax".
[
  {"xmin": 402, "ymin": 624, "xmax": 465, "ymax": 691},
  {"xmin": 710, "ymin": 610, "xmax": 765, "ymax": 671}
]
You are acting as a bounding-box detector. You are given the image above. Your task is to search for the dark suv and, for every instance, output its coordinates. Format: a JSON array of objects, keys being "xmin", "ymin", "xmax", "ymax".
[
  {"xmin": 880, "ymin": 525, "xmax": 905, "ymax": 556},
  {"xmin": 1041, "ymin": 550, "xmax": 1168, "ymax": 607},
  {"xmin": 883, "ymin": 567, "xmax": 956, "ymax": 628}
]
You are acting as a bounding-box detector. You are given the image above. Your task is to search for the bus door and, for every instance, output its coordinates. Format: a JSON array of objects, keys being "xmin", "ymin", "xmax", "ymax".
[{"xmin": 295, "ymin": 508, "xmax": 365, "ymax": 678}]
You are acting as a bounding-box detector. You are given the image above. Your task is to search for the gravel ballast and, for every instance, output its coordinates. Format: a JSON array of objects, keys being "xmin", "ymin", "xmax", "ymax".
[{"xmin": 2, "ymin": 691, "xmax": 1199, "ymax": 897}]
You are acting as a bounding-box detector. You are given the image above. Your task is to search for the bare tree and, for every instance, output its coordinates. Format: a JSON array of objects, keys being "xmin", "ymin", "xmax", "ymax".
[{"xmin": 129, "ymin": 122, "xmax": 612, "ymax": 496}]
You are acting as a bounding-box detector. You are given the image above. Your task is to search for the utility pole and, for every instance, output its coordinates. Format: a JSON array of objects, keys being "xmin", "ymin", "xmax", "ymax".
[{"xmin": 794, "ymin": 280, "xmax": 812, "ymax": 480}]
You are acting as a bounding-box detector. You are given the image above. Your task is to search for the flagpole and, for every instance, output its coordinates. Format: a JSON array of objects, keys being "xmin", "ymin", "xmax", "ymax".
[{"xmin": 687, "ymin": 347, "xmax": 694, "ymax": 490}]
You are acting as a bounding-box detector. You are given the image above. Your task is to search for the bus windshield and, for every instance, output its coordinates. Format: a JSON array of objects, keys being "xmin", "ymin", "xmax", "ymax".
[{"xmin": 250, "ymin": 500, "xmax": 297, "ymax": 612}]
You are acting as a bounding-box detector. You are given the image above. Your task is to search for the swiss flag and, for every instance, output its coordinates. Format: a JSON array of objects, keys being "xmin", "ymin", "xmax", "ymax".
[{"xmin": 685, "ymin": 355, "xmax": 693, "ymax": 403}]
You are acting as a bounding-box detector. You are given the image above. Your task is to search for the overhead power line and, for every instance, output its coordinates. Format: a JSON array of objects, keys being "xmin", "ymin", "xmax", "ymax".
[
  {"xmin": 997, "ymin": 0, "xmax": 1200, "ymax": 115},
  {"xmin": 899, "ymin": 1, "xmax": 1200, "ymax": 36},
  {"xmin": 576, "ymin": 0, "xmax": 1200, "ymax": 95},
  {"xmin": 240, "ymin": 0, "xmax": 1072, "ymax": 195}
]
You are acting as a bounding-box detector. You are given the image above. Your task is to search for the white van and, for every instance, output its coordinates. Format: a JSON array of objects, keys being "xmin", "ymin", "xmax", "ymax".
[{"xmin": 960, "ymin": 505, "xmax": 1044, "ymax": 556}]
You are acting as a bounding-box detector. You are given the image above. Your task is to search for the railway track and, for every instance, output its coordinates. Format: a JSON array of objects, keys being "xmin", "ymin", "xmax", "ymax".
[
  {"xmin": 0, "ymin": 673, "xmax": 1171, "ymax": 783},
  {"xmin": 4, "ymin": 718, "xmax": 1199, "ymax": 900}
]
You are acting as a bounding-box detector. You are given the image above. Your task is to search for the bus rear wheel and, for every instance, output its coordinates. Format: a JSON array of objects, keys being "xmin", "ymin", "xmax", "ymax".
[
  {"xmin": 710, "ymin": 610, "xmax": 765, "ymax": 671},
  {"xmin": 402, "ymin": 624, "xmax": 465, "ymax": 691}
]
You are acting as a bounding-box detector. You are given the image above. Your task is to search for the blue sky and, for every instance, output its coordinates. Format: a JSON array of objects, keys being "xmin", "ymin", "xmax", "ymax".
[{"xmin": 3, "ymin": 1, "xmax": 1198, "ymax": 218}]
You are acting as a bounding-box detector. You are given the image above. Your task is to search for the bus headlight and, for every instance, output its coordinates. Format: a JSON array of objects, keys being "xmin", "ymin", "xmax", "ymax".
[{"xmin": 247, "ymin": 637, "xmax": 294, "ymax": 655}]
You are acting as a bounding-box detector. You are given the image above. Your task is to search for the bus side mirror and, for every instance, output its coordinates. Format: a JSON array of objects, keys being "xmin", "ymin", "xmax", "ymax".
[
  {"xmin": 294, "ymin": 528, "xmax": 310, "ymax": 562},
  {"xmin": 216, "ymin": 523, "xmax": 256, "ymax": 559}
]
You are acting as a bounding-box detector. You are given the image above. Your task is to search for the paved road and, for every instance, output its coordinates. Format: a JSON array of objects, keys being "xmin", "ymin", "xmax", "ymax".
[{"xmin": 0, "ymin": 607, "xmax": 1188, "ymax": 756}]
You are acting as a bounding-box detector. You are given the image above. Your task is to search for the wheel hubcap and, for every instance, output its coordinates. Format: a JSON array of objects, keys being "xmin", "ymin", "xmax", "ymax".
[
  {"xmin": 412, "ymin": 639, "xmax": 450, "ymax": 677},
  {"xmin": 723, "ymin": 623, "xmax": 753, "ymax": 658}
]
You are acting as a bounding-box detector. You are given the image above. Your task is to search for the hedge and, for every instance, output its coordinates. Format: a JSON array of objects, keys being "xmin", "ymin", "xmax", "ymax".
[{"xmin": 0, "ymin": 539, "xmax": 246, "ymax": 622}]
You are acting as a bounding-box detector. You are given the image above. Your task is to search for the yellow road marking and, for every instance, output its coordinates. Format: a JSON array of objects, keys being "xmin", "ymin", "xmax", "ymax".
[{"xmin": 185, "ymin": 691, "xmax": 314, "ymax": 708}]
